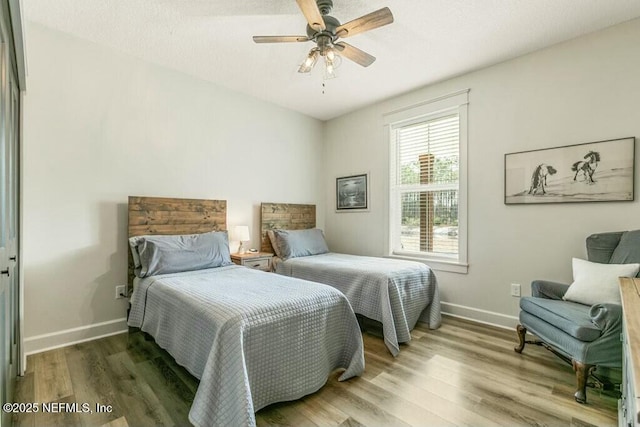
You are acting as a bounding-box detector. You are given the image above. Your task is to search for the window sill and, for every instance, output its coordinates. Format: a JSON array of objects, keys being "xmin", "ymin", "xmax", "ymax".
[{"xmin": 386, "ymin": 254, "xmax": 468, "ymax": 274}]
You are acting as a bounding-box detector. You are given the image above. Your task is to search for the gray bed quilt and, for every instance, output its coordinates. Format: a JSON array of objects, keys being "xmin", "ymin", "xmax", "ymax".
[
  {"xmin": 128, "ymin": 265, "xmax": 365, "ymax": 427},
  {"xmin": 274, "ymin": 253, "xmax": 441, "ymax": 356}
]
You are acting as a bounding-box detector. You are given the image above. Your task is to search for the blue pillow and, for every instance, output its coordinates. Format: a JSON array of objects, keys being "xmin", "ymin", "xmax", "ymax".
[
  {"xmin": 272, "ymin": 228, "xmax": 329, "ymax": 260},
  {"xmin": 130, "ymin": 231, "xmax": 232, "ymax": 277}
]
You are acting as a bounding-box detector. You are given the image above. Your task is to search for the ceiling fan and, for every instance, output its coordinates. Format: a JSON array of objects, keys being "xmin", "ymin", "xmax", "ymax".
[{"xmin": 253, "ymin": 0, "xmax": 394, "ymax": 78}]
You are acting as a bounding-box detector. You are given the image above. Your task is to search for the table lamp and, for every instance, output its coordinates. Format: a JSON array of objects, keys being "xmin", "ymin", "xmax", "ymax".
[{"xmin": 234, "ymin": 225, "xmax": 250, "ymax": 254}]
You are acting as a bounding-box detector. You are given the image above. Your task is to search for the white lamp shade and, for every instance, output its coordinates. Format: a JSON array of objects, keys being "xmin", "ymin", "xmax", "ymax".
[{"xmin": 233, "ymin": 225, "xmax": 250, "ymax": 242}]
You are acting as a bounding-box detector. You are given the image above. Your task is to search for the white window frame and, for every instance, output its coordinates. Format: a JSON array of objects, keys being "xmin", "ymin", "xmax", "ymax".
[{"xmin": 384, "ymin": 89, "xmax": 469, "ymax": 274}]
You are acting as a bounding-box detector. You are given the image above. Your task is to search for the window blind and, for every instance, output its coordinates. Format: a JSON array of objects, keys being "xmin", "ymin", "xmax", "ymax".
[{"xmin": 391, "ymin": 113, "xmax": 460, "ymax": 256}]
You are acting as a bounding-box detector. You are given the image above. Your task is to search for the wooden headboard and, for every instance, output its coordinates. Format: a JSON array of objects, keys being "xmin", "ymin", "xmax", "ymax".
[
  {"xmin": 127, "ymin": 196, "xmax": 227, "ymax": 285},
  {"xmin": 260, "ymin": 203, "xmax": 316, "ymax": 253}
]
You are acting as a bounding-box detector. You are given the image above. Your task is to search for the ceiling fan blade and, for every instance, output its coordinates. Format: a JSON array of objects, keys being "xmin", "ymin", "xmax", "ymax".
[
  {"xmin": 296, "ymin": 0, "xmax": 326, "ymax": 31},
  {"xmin": 253, "ymin": 35, "xmax": 310, "ymax": 43},
  {"xmin": 334, "ymin": 42, "xmax": 376, "ymax": 67},
  {"xmin": 336, "ymin": 7, "xmax": 394, "ymax": 38}
]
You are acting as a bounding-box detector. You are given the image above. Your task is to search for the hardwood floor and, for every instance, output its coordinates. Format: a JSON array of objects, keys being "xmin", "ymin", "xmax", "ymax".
[{"xmin": 13, "ymin": 316, "xmax": 618, "ymax": 426}]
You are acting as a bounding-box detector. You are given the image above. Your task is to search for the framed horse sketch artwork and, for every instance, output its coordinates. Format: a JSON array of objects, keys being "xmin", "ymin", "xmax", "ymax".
[{"xmin": 505, "ymin": 137, "xmax": 635, "ymax": 204}]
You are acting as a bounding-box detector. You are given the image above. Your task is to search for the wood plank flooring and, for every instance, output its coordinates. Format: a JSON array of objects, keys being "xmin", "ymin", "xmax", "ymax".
[{"xmin": 12, "ymin": 316, "xmax": 618, "ymax": 426}]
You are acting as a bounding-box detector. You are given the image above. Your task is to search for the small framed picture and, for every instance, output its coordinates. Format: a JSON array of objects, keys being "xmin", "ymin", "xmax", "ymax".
[{"xmin": 336, "ymin": 173, "xmax": 369, "ymax": 212}]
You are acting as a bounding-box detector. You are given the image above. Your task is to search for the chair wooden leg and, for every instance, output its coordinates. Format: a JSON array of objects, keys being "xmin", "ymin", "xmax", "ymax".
[
  {"xmin": 572, "ymin": 360, "xmax": 594, "ymax": 404},
  {"xmin": 514, "ymin": 324, "xmax": 527, "ymax": 353}
]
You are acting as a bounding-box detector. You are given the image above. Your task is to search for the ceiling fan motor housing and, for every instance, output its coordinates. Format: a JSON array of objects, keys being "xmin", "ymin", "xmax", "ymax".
[{"xmin": 306, "ymin": 15, "xmax": 340, "ymax": 40}]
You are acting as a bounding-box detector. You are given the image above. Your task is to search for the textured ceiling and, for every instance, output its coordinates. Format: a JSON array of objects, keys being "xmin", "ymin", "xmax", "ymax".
[{"xmin": 23, "ymin": 0, "xmax": 640, "ymax": 121}]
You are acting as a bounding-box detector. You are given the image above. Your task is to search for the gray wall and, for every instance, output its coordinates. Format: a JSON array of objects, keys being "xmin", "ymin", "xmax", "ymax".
[
  {"xmin": 22, "ymin": 22, "xmax": 325, "ymax": 353},
  {"xmin": 323, "ymin": 18, "xmax": 640, "ymax": 326},
  {"xmin": 22, "ymin": 17, "xmax": 640, "ymax": 354}
]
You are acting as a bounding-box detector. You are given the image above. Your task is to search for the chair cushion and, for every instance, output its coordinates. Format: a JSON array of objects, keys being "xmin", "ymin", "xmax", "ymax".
[
  {"xmin": 520, "ymin": 297, "xmax": 601, "ymax": 342},
  {"xmin": 610, "ymin": 230, "xmax": 640, "ymax": 277},
  {"xmin": 586, "ymin": 232, "xmax": 623, "ymax": 263}
]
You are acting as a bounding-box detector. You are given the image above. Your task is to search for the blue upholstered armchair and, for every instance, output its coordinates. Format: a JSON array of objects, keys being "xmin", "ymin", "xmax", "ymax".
[{"xmin": 515, "ymin": 230, "xmax": 640, "ymax": 403}]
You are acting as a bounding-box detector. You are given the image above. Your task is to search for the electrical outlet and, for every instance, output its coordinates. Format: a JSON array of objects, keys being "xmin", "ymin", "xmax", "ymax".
[
  {"xmin": 115, "ymin": 285, "xmax": 126, "ymax": 299},
  {"xmin": 511, "ymin": 283, "xmax": 521, "ymax": 297}
]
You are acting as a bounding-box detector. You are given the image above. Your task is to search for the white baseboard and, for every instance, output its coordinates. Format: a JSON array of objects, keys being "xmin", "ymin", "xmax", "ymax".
[
  {"xmin": 22, "ymin": 303, "xmax": 518, "ymax": 355},
  {"xmin": 24, "ymin": 318, "xmax": 128, "ymax": 356},
  {"xmin": 439, "ymin": 301, "xmax": 519, "ymax": 330}
]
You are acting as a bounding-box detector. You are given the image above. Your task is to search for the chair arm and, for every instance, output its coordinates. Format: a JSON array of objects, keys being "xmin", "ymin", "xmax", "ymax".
[
  {"xmin": 589, "ymin": 303, "xmax": 623, "ymax": 333},
  {"xmin": 531, "ymin": 280, "xmax": 570, "ymax": 300}
]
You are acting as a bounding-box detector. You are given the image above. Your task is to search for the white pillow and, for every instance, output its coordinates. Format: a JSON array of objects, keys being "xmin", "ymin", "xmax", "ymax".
[{"xmin": 563, "ymin": 258, "xmax": 640, "ymax": 306}]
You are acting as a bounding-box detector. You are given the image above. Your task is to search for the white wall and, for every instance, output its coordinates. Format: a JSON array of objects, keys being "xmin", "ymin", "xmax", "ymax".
[
  {"xmin": 22, "ymin": 22, "xmax": 325, "ymax": 353},
  {"xmin": 22, "ymin": 17, "xmax": 640, "ymax": 353},
  {"xmin": 324, "ymin": 18, "xmax": 640, "ymax": 327}
]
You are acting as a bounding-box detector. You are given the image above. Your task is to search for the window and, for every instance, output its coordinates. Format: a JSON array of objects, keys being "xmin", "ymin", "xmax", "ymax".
[{"xmin": 386, "ymin": 90, "xmax": 468, "ymax": 273}]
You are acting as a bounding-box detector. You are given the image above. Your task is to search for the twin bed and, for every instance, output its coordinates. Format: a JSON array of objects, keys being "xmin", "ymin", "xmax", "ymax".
[
  {"xmin": 127, "ymin": 197, "xmax": 364, "ymax": 427},
  {"xmin": 260, "ymin": 202, "xmax": 441, "ymax": 356},
  {"xmin": 127, "ymin": 196, "xmax": 441, "ymax": 427}
]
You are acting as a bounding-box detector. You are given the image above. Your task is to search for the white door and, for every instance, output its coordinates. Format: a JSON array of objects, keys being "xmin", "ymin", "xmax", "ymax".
[
  {"xmin": 0, "ymin": 25, "xmax": 19, "ymax": 426},
  {"xmin": 0, "ymin": 38, "xmax": 10, "ymax": 427},
  {"xmin": 0, "ymin": 3, "xmax": 22, "ymax": 425},
  {"xmin": 6, "ymin": 66, "xmax": 19, "ymax": 403}
]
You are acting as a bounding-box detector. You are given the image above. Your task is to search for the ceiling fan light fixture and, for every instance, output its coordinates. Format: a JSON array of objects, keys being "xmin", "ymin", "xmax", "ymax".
[
  {"xmin": 298, "ymin": 49, "xmax": 319, "ymax": 73},
  {"xmin": 323, "ymin": 54, "xmax": 338, "ymax": 79}
]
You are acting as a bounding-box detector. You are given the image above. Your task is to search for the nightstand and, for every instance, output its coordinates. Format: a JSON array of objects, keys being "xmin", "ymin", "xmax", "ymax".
[{"xmin": 231, "ymin": 252, "xmax": 273, "ymax": 272}]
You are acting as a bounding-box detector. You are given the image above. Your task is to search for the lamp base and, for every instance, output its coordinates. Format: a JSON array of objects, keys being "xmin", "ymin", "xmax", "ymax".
[{"xmin": 238, "ymin": 242, "xmax": 247, "ymax": 255}]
